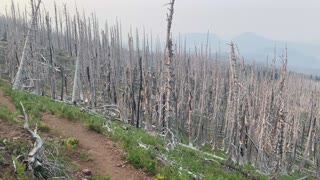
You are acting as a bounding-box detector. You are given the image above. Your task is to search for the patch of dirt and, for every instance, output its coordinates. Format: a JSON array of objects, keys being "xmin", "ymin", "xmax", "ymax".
[
  {"xmin": 0, "ymin": 119, "xmax": 29, "ymax": 177},
  {"xmin": 0, "ymin": 89, "xmax": 16, "ymax": 112},
  {"xmin": 0, "ymin": 90, "xmax": 28, "ymax": 178},
  {"xmin": 0, "ymin": 119, "xmax": 24, "ymax": 140},
  {"xmin": 42, "ymin": 113, "xmax": 152, "ymax": 180}
]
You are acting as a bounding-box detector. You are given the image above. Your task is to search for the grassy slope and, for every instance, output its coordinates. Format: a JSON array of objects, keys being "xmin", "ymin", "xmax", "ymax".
[{"xmin": 0, "ymin": 79, "xmax": 265, "ymax": 180}]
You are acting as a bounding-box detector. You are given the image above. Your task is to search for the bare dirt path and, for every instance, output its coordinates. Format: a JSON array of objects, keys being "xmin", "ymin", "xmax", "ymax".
[
  {"xmin": 42, "ymin": 113, "xmax": 152, "ymax": 180},
  {"xmin": 0, "ymin": 89, "xmax": 152, "ymax": 180},
  {"xmin": 0, "ymin": 89, "xmax": 15, "ymax": 111}
]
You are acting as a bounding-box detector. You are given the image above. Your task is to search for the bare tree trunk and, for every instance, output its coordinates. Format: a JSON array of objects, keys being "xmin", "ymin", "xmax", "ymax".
[
  {"xmin": 45, "ymin": 13, "xmax": 56, "ymax": 99},
  {"xmin": 188, "ymin": 91, "xmax": 193, "ymax": 146},
  {"xmin": 136, "ymin": 56, "xmax": 142, "ymax": 128},
  {"xmin": 164, "ymin": 0, "xmax": 176, "ymax": 132},
  {"xmin": 71, "ymin": 18, "xmax": 80, "ymax": 104}
]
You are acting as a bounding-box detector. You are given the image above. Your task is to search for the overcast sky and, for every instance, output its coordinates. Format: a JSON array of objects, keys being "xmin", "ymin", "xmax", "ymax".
[{"xmin": 1, "ymin": 0, "xmax": 319, "ymax": 42}]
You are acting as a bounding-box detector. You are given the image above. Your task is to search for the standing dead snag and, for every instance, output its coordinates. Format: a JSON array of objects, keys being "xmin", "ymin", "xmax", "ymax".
[
  {"xmin": 128, "ymin": 34, "xmax": 136, "ymax": 126},
  {"xmin": 164, "ymin": 0, "xmax": 176, "ymax": 133},
  {"xmin": 71, "ymin": 17, "xmax": 80, "ymax": 105},
  {"xmin": 226, "ymin": 42, "xmax": 241, "ymax": 164},
  {"xmin": 273, "ymin": 47, "xmax": 288, "ymax": 177},
  {"xmin": 137, "ymin": 56, "xmax": 143, "ymax": 128},
  {"xmin": 46, "ymin": 12, "xmax": 56, "ymax": 99},
  {"xmin": 188, "ymin": 91, "xmax": 193, "ymax": 146},
  {"xmin": 20, "ymin": 101, "xmax": 44, "ymax": 174}
]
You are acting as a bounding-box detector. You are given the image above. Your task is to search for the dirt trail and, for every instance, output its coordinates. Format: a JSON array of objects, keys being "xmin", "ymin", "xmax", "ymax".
[
  {"xmin": 0, "ymin": 89, "xmax": 16, "ymax": 111},
  {"xmin": 0, "ymin": 119, "xmax": 26, "ymax": 140},
  {"xmin": 0, "ymin": 89, "xmax": 19, "ymax": 139},
  {"xmin": 0, "ymin": 89, "xmax": 152, "ymax": 180},
  {"xmin": 42, "ymin": 113, "xmax": 151, "ymax": 180}
]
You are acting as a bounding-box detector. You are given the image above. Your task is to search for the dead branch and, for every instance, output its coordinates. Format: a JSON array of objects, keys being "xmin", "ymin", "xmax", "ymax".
[
  {"xmin": 20, "ymin": 101, "xmax": 44, "ymax": 172},
  {"xmin": 179, "ymin": 143, "xmax": 225, "ymax": 161}
]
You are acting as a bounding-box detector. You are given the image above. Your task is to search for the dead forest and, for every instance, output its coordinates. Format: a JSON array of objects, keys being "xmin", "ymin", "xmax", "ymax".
[{"xmin": 1, "ymin": 0, "xmax": 320, "ymax": 178}]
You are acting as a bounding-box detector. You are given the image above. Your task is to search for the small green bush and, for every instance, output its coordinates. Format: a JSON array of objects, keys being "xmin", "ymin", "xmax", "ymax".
[
  {"xmin": 65, "ymin": 137, "xmax": 79, "ymax": 151},
  {"xmin": 38, "ymin": 123, "xmax": 50, "ymax": 132},
  {"xmin": 87, "ymin": 118, "xmax": 104, "ymax": 134},
  {"xmin": 127, "ymin": 147, "xmax": 157, "ymax": 175},
  {"xmin": 12, "ymin": 156, "xmax": 27, "ymax": 180},
  {"xmin": 3, "ymin": 139, "xmax": 29, "ymax": 156}
]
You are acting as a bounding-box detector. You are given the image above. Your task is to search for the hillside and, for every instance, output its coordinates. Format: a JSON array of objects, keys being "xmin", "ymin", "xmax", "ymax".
[
  {"xmin": 0, "ymin": 79, "xmax": 263, "ymax": 179},
  {"xmin": 1, "ymin": 0, "xmax": 320, "ymax": 179},
  {"xmin": 0, "ymin": 32, "xmax": 311, "ymax": 180}
]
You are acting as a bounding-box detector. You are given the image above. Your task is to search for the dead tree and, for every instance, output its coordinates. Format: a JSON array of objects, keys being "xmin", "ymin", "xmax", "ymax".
[
  {"xmin": 136, "ymin": 56, "xmax": 143, "ymax": 128},
  {"xmin": 273, "ymin": 48, "xmax": 288, "ymax": 177},
  {"xmin": 45, "ymin": 13, "xmax": 56, "ymax": 99},
  {"xmin": 226, "ymin": 42, "xmax": 240, "ymax": 164},
  {"xmin": 13, "ymin": 0, "xmax": 42, "ymax": 90},
  {"xmin": 20, "ymin": 102, "xmax": 44, "ymax": 175},
  {"xmin": 71, "ymin": 18, "xmax": 80, "ymax": 104},
  {"xmin": 188, "ymin": 91, "xmax": 193, "ymax": 146},
  {"xmin": 164, "ymin": 0, "xmax": 176, "ymax": 133}
]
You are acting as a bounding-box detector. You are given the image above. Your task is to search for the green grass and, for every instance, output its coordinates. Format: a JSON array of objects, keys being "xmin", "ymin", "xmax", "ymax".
[
  {"xmin": 1, "ymin": 138, "xmax": 29, "ymax": 157},
  {"xmin": 0, "ymin": 79, "xmax": 98, "ymax": 125},
  {"xmin": 87, "ymin": 117, "xmax": 104, "ymax": 133},
  {"xmin": 279, "ymin": 173, "xmax": 315, "ymax": 180},
  {"xmin": 0, "ymin": 105, "xmax": 18, "ymax": 122},
  {"xmin": 0, "ymin": 138, "xmax": 30, "ymax": 179},
  {"xmin": 80, "ymin": 152, "xmax": 89, "ymax": 161},
  {"xmin": 12, "ymin": 155, "xmax": 28, "ymax": 180},
  {"xmin": 91, "ymin": 175, "xmax": 111, "ymax": 180},
  {"xmin": 65, "ymin": 137, "xmax": 79, "ymax": 152},
  {"xmin": 38, "ymin": 123, "xmax": 51, "ymax": 132}
]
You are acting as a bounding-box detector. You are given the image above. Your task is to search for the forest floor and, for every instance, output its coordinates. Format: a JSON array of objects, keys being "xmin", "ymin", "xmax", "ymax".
[{"xmin": 0, "ymin": 88, "xmax": 152, "ymax": 180}]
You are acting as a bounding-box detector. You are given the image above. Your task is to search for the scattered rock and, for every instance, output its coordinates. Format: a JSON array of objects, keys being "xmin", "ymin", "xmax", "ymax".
[
  {"xmin": 12, "ymin": 136, "xmax": 19, "ymax": 140},
  {"xmin": 82, "ymin": 169, "xmax": 92, "ymax": 176},
  {"xmin": 117, "ymin": 161, "xmax": 128, "ymax": 167},
  {"xmin": 82, "ymin": 176, "xmax": 91, "ymax": 180}
]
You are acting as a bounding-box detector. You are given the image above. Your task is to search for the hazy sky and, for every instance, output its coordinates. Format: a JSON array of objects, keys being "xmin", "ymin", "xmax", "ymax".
[{"xmin": 1, "ymin": 0, "xmax": 319, "ymax": 42}]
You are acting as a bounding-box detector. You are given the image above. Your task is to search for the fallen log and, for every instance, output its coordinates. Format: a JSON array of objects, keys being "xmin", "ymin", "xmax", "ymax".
[
  {"xmin": 178, "ymin": 143, "xmax": 225, "ymax": 161},
  {"xmin": 20, "ymin": 101, "xmax": 44, "ymax": 172}
]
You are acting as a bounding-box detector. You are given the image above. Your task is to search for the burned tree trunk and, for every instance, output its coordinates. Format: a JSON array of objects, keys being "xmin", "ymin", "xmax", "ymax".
[
  {"xmin": 136, "ymin": 56, "xmax": 143, "ymax": 128},
  {"xmin": 45, "ymin": 13, "xmax": 56, "ymax": 99},
  {"xmin": 164, "ymin": 0, "xmax": 176, "ymax": 132}
]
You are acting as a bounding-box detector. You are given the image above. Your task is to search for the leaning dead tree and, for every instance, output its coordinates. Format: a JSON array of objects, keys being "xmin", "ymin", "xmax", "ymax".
[{"xmin": 12, "ymin": 0, "xmax": 42, "ymax": 90}]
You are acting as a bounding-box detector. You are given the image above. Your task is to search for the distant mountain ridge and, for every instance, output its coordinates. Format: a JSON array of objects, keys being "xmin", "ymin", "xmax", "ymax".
[{"xmin": 181, "ymin": 32, "xmax": 320, "ymax": 75}]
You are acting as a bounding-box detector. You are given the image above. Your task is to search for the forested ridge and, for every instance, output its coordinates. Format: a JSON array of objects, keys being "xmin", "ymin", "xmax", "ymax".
[{"xmin": 1, "ymin": 0, "xmax": 320, "ymax": 179}]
